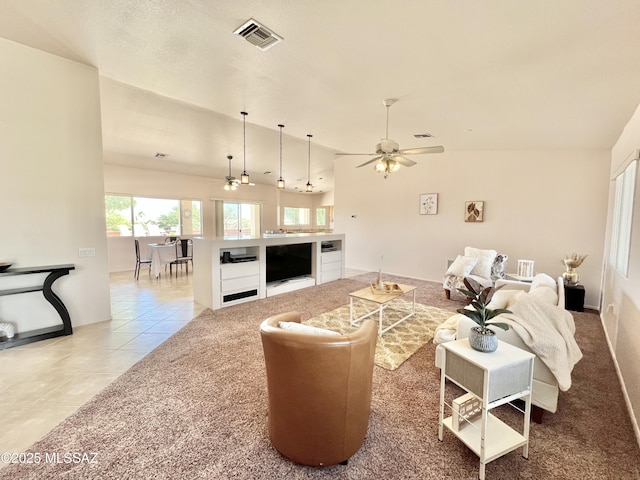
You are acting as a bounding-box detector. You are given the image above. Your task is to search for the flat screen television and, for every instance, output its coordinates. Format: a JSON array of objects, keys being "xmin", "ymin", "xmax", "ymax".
[{"xmin": 266, "ymin": 243, "xmax": 312, "ymax": 283}]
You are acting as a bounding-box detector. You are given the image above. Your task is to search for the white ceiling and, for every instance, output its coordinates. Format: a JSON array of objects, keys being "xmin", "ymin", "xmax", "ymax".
[{"xmin": 2, "ymin": 0, "xmax": 640, "ymax": 192}]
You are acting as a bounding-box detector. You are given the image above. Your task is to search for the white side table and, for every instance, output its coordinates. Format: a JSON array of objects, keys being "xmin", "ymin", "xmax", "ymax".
[{"xmin": 438, "ymin": 339, "xmax": 535, "ymax": 480}]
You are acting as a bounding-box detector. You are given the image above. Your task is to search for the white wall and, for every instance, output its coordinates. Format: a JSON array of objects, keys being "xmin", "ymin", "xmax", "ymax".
[
  {"xmin": 0, "ymin": 38, "xmax": 111, "ymax": 328},
  {"xmin": 602, "ymin": 103, "xmax": 640, "ymax": 441},
  {"xmin": 334, "ymin": 149, "xmax": 610, "ymax": 308}
]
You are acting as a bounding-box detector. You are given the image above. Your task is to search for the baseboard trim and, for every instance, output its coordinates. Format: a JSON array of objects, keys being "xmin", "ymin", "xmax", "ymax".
[{"xmin": 600, "ymin": 312, "xmax": 640, "ymax": 449}]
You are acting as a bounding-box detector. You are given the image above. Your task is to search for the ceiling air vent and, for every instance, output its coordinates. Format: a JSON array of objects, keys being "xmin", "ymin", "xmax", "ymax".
[{"xmin": 233, "ymin": 18, "xmax": 283, "ymax": 51}]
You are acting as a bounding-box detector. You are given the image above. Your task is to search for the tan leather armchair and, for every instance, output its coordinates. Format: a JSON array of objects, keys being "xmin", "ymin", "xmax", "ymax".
[{"xmin": 260, "ymin": 312, "xmax": 377, "ymax": 466}]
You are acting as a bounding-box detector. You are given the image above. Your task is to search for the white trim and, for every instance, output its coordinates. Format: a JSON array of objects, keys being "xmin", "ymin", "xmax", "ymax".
[
  {"xmin": 611, "ymin": 149, "xmax": 640, "ymax": 180},
  {"xmin": 600, "ymin": 312, "xmax": 640, "ymax": 449}
]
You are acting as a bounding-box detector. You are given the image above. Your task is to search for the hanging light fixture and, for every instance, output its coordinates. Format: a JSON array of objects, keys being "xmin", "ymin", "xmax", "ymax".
[
  {"xmin": 305, "ymin": 134, "xmax": 313, "ymax": 193},
  {"xmin": 277, "ymin": 124, "xmax": 285, "ymax": 190},
  {"xmin": 240, "ymin": 111, "xmax": 250, "ymax": 185}
]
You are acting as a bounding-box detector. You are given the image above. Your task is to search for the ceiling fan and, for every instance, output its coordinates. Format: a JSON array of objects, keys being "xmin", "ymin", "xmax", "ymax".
[
  {"xmin": 335, "ymin": 99, "xmax": 444, "ymax": 177},
  {"xmin": 223, "ymin": 155, "xmax": 240, "ymax": 190},
  {"xmin": 223, "ymin": 155, "xmax": 254, "ymax": 190}
]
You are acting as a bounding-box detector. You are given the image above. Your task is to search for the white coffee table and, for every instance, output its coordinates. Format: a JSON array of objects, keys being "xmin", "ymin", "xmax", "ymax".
[{"xmin": 349, "ymin": 283, "xmax": 416, "ymax": 335}]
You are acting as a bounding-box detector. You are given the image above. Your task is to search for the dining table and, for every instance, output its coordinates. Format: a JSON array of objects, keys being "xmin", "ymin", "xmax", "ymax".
[{"xmin": 146, "ymin": 243, "xmax": 177, "ymax": 278}]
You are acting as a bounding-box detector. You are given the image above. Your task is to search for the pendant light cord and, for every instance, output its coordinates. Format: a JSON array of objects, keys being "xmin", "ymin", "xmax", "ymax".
[{"xmin": 242, "ymin": 112, "xmax": 247, "ymax": 173}]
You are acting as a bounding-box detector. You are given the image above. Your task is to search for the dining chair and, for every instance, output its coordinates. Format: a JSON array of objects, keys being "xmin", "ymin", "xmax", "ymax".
[
  {"xmin": 134, "ymin": 239, "xmax": 152, "ymax": 280},
  {"xmin": 169, "ymin": 239, "xmax": 191, "ymax": 277}
]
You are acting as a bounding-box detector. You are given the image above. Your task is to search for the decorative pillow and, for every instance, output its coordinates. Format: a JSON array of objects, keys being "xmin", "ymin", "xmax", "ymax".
[
  {"xmin": 491, "ymin": 254, "xmax": 508, "ymax": 281},
  {"xmin": 530, "ymin": 273, "xmax": 557, "ymax": 292},
  {"xmin": 278, "ymin": 321, "xmax": 340, "ymax": 336},
  {"xmin": 464, "ymin": 247, "xmax": 497, "ymax": 280},
  {"xmin": 445, "ymin": 255, "xmax": 478, "ymax": 277}
]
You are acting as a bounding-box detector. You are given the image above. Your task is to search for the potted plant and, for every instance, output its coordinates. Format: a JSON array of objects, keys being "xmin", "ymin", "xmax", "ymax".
[{"xmin": 456, "ymin": 278, "xmax": 512, "ymax": 352}]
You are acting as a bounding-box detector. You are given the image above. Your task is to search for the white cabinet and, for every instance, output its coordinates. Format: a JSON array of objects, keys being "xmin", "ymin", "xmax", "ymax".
[
  {"xmin": 438, "ymin": 339, "xmax": 534, "ymax": 480},
  {"xmin": 319, "ymin": 250, "xmax": 342, "ymax": 284},
  {"xmin": 220, "ymin": 261, "xmax": 259, "ymax": 306},
  {"xmin": 193, "ymin": 234, "xmax": 346, "ymax": 310}
]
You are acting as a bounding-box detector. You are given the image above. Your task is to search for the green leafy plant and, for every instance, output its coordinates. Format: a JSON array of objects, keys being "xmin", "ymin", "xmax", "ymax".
[{"xmin": 456, "ymin": 278, "xmax": 511, "ymax": 332}]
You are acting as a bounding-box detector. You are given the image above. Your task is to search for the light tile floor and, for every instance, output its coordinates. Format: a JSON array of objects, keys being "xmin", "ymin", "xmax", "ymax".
[{"xmin": 0, "ymin": 270, "xmax": 205, "ymax": 460}]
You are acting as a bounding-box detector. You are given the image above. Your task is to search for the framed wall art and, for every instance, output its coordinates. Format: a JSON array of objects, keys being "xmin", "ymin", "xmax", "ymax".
[
  {"xmin": 419, "ymin": 193, "xmax": 438, "ymax": 215},
  {"xmin": 465, "ymin": 201, "xmax": 484, "ymax": 222}
]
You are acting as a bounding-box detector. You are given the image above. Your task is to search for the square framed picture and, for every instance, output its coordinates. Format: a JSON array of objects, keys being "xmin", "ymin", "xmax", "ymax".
[
  {"xmin": 419, "ymin": 193, "xmax": 438, "ymax": 215},
  {"xmin": 465, "ymin": 201, "xmax": 484, "ymax": 222}
]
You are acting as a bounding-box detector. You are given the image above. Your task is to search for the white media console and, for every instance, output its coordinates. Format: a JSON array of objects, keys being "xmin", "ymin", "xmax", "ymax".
[{"xmin": 192, "ymin": 233, "xmax": 345, "ymax": 310}]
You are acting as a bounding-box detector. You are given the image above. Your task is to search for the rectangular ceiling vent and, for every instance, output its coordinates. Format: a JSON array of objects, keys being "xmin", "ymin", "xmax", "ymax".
[{"xmin": 234, "ymin": 18, "xmax": 283, "ymax": 51}]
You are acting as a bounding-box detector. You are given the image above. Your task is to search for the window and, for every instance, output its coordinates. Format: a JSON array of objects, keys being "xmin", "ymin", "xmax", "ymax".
[
  {"xmin": 105, "ymin": 195, "xmax": 133, "ymax": 236},
  {"xmin": 316, "ymin": 207, "xmax": 327, "ymax": 227},
  {"xmin": 105, "ymin": 195, "xmax": 202, "ymax": 237},
  {"xmin": 222, "ymin": 202, "xmax": 261, "ymax": 238},
  {"xmin": 610, "ymin": 158, "xmax": 637, "ymax": 276},
  {"xmin": 283, "ymin": 207, "xmax": 310, "ymax": 226}
]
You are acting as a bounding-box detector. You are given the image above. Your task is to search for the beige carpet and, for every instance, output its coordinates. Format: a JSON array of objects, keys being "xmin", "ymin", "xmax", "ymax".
[
  {"xmin": 2, "ymin": 276, "xmax": 639, "ymax": 479},
  {"xmin": 306, "ymin": 299, "xmax": 452, "ymax": 370}
]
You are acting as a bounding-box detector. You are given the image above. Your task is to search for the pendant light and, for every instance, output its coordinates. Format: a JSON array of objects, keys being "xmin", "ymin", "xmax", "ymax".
[
  {"xmin": 305, "ymin": 134, "xmax": 313, "ymax": 193},
  {"xmin": 240, "ymin": 111, "xmax": 250, "ymax": 185},
  {"xmin": 277, "ymin": 124, "xmax": 285, "ymax": 190}
]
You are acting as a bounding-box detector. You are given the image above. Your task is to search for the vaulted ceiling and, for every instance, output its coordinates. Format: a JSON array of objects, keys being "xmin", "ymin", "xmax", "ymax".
[{"xmin": 2, "ymin": 1, "xmax": 640, "ymax": 192}]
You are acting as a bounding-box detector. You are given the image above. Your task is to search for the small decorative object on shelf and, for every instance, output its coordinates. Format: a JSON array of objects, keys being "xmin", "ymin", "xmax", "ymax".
[
  {"xmin": 452, "ymin": 393, "xmax": 482, "ymax": 431},
  {"xmin": 457, "ymin": 278, "xmax": 512, "ymax": 353},
  {"xmin": 516, "ymin": 259, "xmax": 535, "ymax": 279},
  {"xmin": 0, "ymin": 322, "xmax": 15, "ymax": 339},
  {"xmin": 562, "ymin": 253, "xmax": 587, "ymax": 286}
]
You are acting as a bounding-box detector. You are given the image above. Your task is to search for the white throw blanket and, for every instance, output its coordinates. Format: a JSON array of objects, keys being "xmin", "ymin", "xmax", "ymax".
[{"xmin": 500, "ymin": 294, "xmax": 582, "ymax": 391}]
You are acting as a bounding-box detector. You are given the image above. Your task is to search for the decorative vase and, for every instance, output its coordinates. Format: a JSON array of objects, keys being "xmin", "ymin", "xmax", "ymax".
[
  {"xmin": 563, "ymin": 267, "xmax": 580, "ymax": 286},
  {"xmin": 468, "ymin": 326, "xmax": 498, "ymax": 353},
  {"xmin": 375, "ymin": 268, "xmax": 384, "ymax": 290},
  {"xmin": 0, "ymin": 322, "xmax": 15, "ymax": 339}
]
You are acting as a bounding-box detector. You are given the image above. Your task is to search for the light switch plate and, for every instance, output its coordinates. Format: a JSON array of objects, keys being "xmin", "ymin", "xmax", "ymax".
[{"xmin": 78, "ymin": 248, "xmax": 95, "ymax": 258}]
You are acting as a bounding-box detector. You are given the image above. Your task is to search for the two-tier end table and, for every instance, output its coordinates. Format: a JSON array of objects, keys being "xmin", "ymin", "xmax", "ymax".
[
  {"xmin": 349, "ymin": 283, "xmax": 416, "ymax": 335},
  {"xmin": 438, "ymin": 339, "xmax": 535, "ymax": 480}
]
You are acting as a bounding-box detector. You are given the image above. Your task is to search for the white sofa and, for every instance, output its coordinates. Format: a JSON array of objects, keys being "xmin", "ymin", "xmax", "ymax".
[{"xmin": 435, "ymin": 274, "xmax": 582, "ymax": 418}]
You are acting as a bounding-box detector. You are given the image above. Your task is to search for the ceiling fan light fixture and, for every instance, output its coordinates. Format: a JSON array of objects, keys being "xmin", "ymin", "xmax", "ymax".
[
  {"xmin": 277, "ymin": 124, "xmax": 285, "ymax": 190},
  {"xmin": 374, "ymin": 160, "xmax": 386, "ymax": 173},
  {"xmin": 388, "ymin": 159, "xmax": 400, "ymax": 172},
  {"xmin": 240, "ymin": 111, "xmax": 250, "ymax": 185},
  {"xmin": 223, "ymin": 155, "xmax": 239, "ymax": 191}
]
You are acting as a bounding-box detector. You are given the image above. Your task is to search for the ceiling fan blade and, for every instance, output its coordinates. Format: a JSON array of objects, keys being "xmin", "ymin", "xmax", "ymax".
[
  {"xmin": 392, "ymin": 156, "xmax": 417, "ymax": 167},
  {"xmin": 398, "ymin": 146, "xmax": 445, "ymax": 155},
  {"xmin": 335, "ymin": 152, "xmax": 378, "ymax": 156},
  {"xmin": 356, "ymin": 156, "xmax": 382, "ymax": 168}
]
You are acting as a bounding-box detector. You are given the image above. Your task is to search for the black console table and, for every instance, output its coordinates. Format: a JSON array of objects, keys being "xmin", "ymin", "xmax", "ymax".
[{"xmin": 0, "ymin": 264, "xmax": 75, "ymax": 350}]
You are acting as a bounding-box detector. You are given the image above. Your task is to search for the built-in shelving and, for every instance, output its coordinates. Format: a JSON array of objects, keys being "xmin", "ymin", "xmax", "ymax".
[{"xmin": 193, "ymin": 234, "xmax": 345, "ymax": 310}]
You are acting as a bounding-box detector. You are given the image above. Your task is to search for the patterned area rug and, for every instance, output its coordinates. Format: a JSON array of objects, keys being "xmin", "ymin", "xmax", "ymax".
[{"xmin": 305, "ymin": 299, "xmax": 453, "ymax": 370}]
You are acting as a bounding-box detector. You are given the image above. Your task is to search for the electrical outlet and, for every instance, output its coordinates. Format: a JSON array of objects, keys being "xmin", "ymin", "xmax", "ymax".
[
  {"xmin": 78, "ymin": 248, "xmax": 95, "ymax": 258},
  {"xmin": 606, "ymin": 303, "xmax": 616, "ymax": 314}
]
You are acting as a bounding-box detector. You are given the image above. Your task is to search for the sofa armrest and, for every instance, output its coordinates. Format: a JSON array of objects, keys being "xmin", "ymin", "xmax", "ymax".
[
  {"xmin": 556, "ymin": 277, "xmax": 565, "ymax": 309},
  {"xmin": 495, "ymin": 278, "xmax": 532, "ymax": 292}
]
